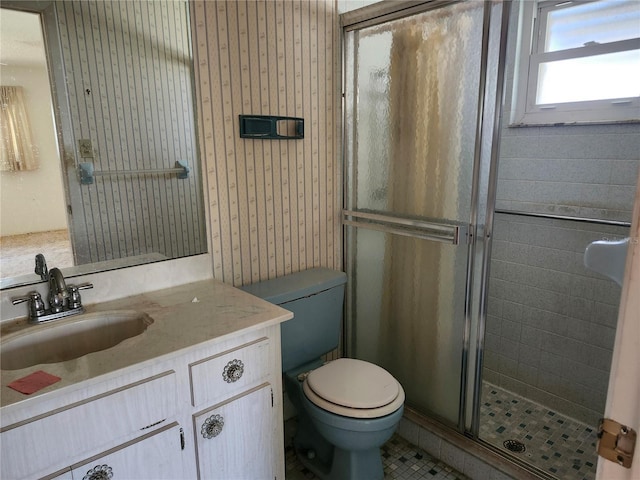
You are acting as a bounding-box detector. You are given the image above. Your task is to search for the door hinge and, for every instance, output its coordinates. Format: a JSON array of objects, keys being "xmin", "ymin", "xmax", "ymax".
[
  {"xmin": 180, "ymin": 427, "xmax": 185, "ymax": 450},
  {"xmin": 271, "ymin": 388, "xmax": 274, "ymax": 408},
  {"xmin": 597, "ymin": 418, "xmax": 636, "ymax": 468}
]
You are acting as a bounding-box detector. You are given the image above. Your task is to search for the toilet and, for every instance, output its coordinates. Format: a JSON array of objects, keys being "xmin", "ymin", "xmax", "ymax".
[{"xmin": 242, "ymin": 268, "xmax": 405, "ymax": 480}]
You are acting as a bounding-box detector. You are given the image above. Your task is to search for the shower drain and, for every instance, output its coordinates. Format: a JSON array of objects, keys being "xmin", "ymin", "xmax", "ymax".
[{"xmin": 503, "ymin": 439, "xmax": 526, "ymax": 453}]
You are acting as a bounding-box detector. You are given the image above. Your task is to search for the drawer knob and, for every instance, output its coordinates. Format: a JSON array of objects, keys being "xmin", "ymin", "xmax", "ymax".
[
  {"xmin": 83, "ymin": 464, "xmax": 113, "ymax": 480},
  {"xmin": 222, "ymin": 359, "xmax": 244, "ymax": 383},
  {"xmin": 201, "ymin": 414, "xmax": 224, "ymax": 439}
]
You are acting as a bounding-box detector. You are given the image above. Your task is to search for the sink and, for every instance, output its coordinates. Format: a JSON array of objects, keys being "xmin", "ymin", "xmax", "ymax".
[{"xmin": 1, "ymin": 310, "xmax": 154, "ymax": 371}]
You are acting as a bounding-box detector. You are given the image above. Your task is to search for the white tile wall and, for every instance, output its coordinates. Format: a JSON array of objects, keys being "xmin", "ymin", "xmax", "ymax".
[{"xmin": 496, "ymin": 125, "xmax": 640, "ymax": 222}]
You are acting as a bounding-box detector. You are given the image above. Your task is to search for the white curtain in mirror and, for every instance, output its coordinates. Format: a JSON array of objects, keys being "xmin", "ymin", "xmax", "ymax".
[{"xmin": 0, "ymin": 85, "xmax": 38, "ymax": 172}]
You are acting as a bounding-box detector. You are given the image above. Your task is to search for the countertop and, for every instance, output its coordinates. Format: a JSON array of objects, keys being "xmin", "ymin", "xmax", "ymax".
[{"xmin": 0, "ymin": 279, "xmax": 293, "ymax": 409}]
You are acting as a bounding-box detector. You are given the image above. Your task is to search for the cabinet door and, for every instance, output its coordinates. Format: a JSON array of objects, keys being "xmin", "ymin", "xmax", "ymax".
[
  {"xmin": 71, "ymin": 423, "xmax": 184, "ymax": 480},
  {"xmin": 194, "ymin": 383, "xmax": 274, "ymax": 480}
]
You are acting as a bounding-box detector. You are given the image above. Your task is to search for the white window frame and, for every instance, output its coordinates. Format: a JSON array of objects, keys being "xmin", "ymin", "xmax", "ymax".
[{"xmin": 510, "ymin": 0, "xmax": 640, "ymax": 126}]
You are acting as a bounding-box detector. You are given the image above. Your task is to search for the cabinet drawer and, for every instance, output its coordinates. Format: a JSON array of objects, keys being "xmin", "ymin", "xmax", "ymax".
[
  {"xmin": 1, "ymin": 371, "xmax": 176, "ymax": 480},
  {"xmin": 189, "ymin": 337, "xmax": 270, "ymax": 406}
]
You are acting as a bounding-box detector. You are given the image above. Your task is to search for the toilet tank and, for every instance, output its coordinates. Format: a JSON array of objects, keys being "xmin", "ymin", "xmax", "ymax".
[{"xmin": 241, "ymin": 268, "xmax": 347, "ymax": 372}]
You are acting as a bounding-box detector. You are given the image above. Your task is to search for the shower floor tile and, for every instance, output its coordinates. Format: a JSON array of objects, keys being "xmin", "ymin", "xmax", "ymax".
[
  {"xmin": 480, "ymin": 382, "xmax": 598, "ymax": 480},
  {"xmin": 285, "ymin": 420, "xmax": 469, "ymax": 480}
]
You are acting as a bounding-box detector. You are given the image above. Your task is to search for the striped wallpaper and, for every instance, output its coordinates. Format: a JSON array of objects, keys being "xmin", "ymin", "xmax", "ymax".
[
  {"xmin": 191, "ymin": 0, "xmax": 341, "ymax": 286},
  {"xmin": 55, "ymin": 0, "xmax": 207, "ymax": 264}
]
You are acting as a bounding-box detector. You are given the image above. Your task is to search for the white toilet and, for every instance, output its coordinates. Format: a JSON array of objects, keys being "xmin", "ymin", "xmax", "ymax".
[{"xmin": 242, "ymin": 268, "xmax": 405, "ymax": 480}]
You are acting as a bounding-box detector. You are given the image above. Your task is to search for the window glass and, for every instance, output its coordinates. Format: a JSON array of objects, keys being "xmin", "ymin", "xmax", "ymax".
[
  {"xmin": 544, "ymin": 1, "xmax": 640, "ymax": 52},
  {"xmin": 537, "ymin": 49, "xmax": 640, "ymax": 104}
]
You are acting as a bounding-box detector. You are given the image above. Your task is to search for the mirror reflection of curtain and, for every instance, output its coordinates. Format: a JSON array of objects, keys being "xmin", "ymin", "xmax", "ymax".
[{"xmin": 0, "ymin": 86, "xmax": 38, "ymax": 172}]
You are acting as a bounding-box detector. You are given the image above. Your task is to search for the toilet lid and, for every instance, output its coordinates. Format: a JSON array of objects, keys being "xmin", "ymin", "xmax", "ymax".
[{"xmin": 303, "ymin": 358, "xmax": 404, "ymax": 418}]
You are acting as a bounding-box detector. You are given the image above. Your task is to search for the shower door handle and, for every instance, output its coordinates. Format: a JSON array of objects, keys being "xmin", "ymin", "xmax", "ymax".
[{"xmin": 342, "ymin": 209, "xmax": 468, "ymax": 245}]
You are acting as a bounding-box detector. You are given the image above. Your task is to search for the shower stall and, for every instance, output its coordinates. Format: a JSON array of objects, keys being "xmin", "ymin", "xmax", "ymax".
[{"xmin": 341, "ymin": 1, "xmax": 638, "ymax": 479}]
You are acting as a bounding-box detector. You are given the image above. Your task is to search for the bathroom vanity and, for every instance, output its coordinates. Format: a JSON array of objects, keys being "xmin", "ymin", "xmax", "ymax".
[{"xmin": 0, "ymin": 279, "xmax": 292, "ymax": 480}]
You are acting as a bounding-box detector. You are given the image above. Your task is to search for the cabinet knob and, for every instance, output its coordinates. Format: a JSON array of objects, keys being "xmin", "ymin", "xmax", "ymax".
[
  {"xmin": 201, "ymin": 414, "xmax": 224, "ymax": 439},
  {"xmin": 82, "ymin": 464, "xmax": 113, "ymax": 480},
  {"xmin": 222, "ymin": 359, "xmax": 244, "ymax": 383}
]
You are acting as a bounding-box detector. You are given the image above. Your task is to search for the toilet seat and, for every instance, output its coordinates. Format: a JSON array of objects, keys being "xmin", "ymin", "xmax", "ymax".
[{"xmin": 302, "ymin": 358, "xmax": 405, "ymax": 419}]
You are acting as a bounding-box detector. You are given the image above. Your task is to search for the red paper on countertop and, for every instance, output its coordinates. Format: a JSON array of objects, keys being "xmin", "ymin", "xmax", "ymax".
[{"xmin": 7, "ymin": 370, "xmax": 61, "ymax": 395}]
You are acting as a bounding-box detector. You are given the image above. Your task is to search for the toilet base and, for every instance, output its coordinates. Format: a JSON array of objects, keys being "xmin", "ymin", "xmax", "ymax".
[
  {"xmin": 294, "ymin": 438, "xmax": 384, "ymax": 480},
  {"xmin": 292, "ymin": 408, "xmax": 334, "ymax": 477}
]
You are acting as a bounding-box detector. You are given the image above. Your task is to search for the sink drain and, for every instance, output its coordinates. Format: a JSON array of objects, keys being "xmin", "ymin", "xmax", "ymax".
[{"xmin": 503, "ymin": 439, "xmax": 526, "ymax": 453}]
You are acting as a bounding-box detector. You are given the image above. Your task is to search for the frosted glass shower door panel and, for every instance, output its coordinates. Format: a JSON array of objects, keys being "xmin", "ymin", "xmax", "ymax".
[
  {"xmin": 344, "ymin": 2, "xmax": 485, "ymax": 425},
  {"xmin": 349, "ymin": 227, "xmax": 467, "ymax": 424},
  {"xmin": 348, "ymin": 2, "xmax": 484, "ymax": 222}
]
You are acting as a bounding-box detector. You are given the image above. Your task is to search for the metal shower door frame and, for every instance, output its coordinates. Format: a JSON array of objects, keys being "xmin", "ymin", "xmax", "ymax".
[{"xmin": 340, "ymin": 0, "xmax": 512, "ymax": 435}]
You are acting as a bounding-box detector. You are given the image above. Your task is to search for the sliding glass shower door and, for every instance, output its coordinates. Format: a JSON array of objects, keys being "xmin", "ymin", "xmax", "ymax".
[{"xmin": 343, "ymin": 1, "xmax": 500, "ymax": 426}]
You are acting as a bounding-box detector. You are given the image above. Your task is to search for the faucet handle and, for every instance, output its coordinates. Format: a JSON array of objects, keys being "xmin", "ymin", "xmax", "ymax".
[
  {"xmin": 67, "ymin": 283, "xmax": 93, "ymax": 309},
  {"xmin": 12, "ymin": 292, "xmax": 46, "ymax": 318},
  {"xmin": 35, "ymin": 254, "xmax": 48, "ymax": 281}
]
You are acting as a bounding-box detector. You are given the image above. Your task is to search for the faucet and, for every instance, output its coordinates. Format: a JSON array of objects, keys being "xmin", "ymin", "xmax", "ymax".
[
  {"xmin": 11, "ymin": 254, "xmax": 93, "ymax": 324},
  {"xmin": 35, "ymin": 253, "xmax": 48, "ymax": 281},
  {"xmin": 48, "ymin": 268, "xmax": 68, "ymax": 313}
]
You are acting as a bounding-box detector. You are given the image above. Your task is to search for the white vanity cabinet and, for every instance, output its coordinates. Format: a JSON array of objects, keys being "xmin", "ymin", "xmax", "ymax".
[
  {"xmin": 1, "ymin": 324, "xmax": 286, "ymax": 480},
  {"xmin": 188, "ymin": 333, "xmax": 281, "ymax": 479}
]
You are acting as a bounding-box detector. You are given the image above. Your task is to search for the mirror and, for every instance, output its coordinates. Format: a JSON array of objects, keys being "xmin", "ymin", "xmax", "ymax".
[{"xmin": 0, "ymin": 0, "xmax": 207, "ymax": 290}]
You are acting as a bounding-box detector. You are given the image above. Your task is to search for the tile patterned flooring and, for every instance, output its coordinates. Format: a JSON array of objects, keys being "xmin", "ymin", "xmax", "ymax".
[
  {"xmin": 285, "ymin": 426, "xmax": 469, "ymax": 480},
  {"xmin": 286, "ymin": 381, "xmax": 599, "ymax": 480},
  {"xmin": 480, "ymin": 382, "xmax": 598, "ymax": 480}
]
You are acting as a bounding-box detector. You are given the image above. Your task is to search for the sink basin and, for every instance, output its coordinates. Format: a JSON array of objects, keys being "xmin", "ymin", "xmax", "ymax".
[{"xmin": 1, "ymin": 310, "xmax": 154, "ymax": 371}]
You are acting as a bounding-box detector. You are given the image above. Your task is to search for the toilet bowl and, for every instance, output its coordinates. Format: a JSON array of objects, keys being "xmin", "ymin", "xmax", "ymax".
[
  {"xmin": 241, "ymin": 268, "xmax": 405, "ymax": 480},
  {"xmin": 284, "ymin": 359, "xmax": 404, "ymax": 480},
  {"xmin": 302, "ymin": 358, "xmax": 405, "ymax": 419}
]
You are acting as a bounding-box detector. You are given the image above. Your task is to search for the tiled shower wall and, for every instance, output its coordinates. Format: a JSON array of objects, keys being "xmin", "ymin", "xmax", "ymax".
[
  {"xmin": 495, "ymin": 124, "xmax": 640, "ymax": 223},
  {"xmin": 483, "ymin": 3, "xmax": 640, "ymax": 425},
  {"xmin": 486, "ymin": 121, "xmax": 639, "ymax": 427},
  {"xmin": 485, "ymin": 215, "xmax": 628, "ymax": 425},
  {"xmin": 191, "ymin": 0, "xmax": 340, "ymax": 286}
]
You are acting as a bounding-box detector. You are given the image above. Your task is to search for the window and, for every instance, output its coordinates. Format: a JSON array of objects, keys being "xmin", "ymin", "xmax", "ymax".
[
  {"xmin": 0, "ymin": 86, "xmax": 38, "ymax": 172},
  {"xmin": 511, "ymin": 0, "xmax": 640, "ymax": 126}
]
